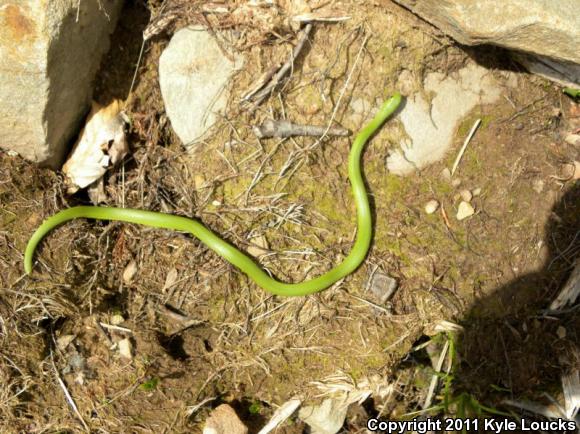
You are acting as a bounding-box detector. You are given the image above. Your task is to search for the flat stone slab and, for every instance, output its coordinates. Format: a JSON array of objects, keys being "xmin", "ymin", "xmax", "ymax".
[
  {"xmin": 387, "ymin": 63, "xmax": 502, "ymax": 175},
  {"xmin": 159, "ymin": 26, "xmax": 243, "ymax": 147}
]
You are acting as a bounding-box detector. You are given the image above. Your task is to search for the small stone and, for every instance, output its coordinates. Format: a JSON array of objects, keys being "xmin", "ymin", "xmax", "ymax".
[
  {"xmin": 440, "ymin": 168, "xmax": 452, "ymax": 181},
  {"xmin": 369, "ymin": 272, "xmax": 398, "ymax": 304},
  {"xmin": 472, "ymin": 187, "xmax": 482, "ymax": 196},
  {"xmin": 532, "ymin": 179, "xmax": 544, "ymax": 194},
  {"xmin": 110, "ymin": 314, "xmax": 125, "ymax": 326},
  {"xmin": 203, "ymin": 404, "xmax": 248, "ymax": 434},
  {"xmin": 451, "ymin": 178, "xmax": 462, "ymax": 188},
  {"xmin": 459, "ymin": 189, "xmax": 473, "ymax": 202},
  {"xmin": 57, "ymin": 334, "xmax": 76, "ymax": 351},
  {"xmin": 456, "ymin": 201, "xmax": 475, "ymax": 221},
  {"xmin": 556, "ymin": 326, "xmax": 566, "ymax": 339},
  {"xmin": 122, "ymin": 259, "xmax": 138, "ymax": 283},
  {"xmin": 118, "ymin": 338, "xmax": 133, "ymax": 359},
  {"xmin": 247, "ymin": 235, "xmax": 269, "ymax": 257},
  {"xmin": 424, "ymin": 199, "xmax": 440, "ymax": 215},
  {"xmin": 212, "ymin": 200, "xmax": 222, "ymax": 207},
  {"xmin": 159, "ymin": 27, "xmax": 243, "ymax": 146}
]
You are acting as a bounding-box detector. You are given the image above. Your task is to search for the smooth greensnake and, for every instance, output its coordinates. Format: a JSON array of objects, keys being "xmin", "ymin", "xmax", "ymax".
[{"xmin": 24, "ymin": 93, "xmax": 402, "ymax": 297}]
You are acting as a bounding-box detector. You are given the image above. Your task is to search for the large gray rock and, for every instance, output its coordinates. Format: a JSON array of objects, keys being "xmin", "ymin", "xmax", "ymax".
[
  {"xmin": 0, "ymin": 0, "xmax": 123, "ymax": 168},
  {"xmin": 392, "ymin": 0, "xmax": 580, "ymax": 86},
  {"xmin": 159, "ymin": 27, "xmax": 243, "ymax": 147}
]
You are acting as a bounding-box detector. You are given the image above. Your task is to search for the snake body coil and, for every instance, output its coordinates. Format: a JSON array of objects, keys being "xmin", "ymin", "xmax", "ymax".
[{"xmin": 24, "ymin": 93, "xmax": 402, "ymax": 297}]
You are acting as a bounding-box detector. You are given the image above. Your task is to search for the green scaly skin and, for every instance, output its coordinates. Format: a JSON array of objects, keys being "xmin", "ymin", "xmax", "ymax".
[{"xmin": 24, "ymin": 93, "xmax": 403, "ymax": 297}]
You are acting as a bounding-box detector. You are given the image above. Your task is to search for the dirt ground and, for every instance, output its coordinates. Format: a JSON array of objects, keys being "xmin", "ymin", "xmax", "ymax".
[{"xmin": 0, "ymin": 1, "xmax": 579, "ymax": 433}]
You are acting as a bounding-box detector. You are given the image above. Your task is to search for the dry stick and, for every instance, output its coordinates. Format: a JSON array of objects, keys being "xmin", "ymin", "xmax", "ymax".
[
  {"xmin": 451, "ymin": 118, "xmax": 481, "ymax": 176},
  {"xmin": 423, "ymin": 339, "xmax": 450, "ymax": 409},
  {"xmin": 253, "ymin": 119, "xmax": 350, "ymax": 138},
  {"xmin": 245, "ymin": 24, "xmax": 313, "ymax": 107}
]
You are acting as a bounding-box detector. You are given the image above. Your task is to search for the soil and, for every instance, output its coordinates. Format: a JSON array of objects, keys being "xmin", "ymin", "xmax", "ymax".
[{"xmin": 0, "ymin": 1, "xmax": 578, "ymax": 433}]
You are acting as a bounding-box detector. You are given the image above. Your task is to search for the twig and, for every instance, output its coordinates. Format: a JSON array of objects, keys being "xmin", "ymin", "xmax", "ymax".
[
  {"xmin": 99, "ymin": 323, "xmax": 133, "ymax": 334},
  {"xmin": 451, "ymin": 118, "xmax": 481, "ymax": 176},
  {"xmin": 423, "ymin": 340, "xmax": 450, "ymax": 409},
  {"xmin": 245, "ymin": 24, "xmax": 313, "ymax": 107},
  {"xmin": 253, "ymin": 119, "xmax": 350, "ymax": 138}
]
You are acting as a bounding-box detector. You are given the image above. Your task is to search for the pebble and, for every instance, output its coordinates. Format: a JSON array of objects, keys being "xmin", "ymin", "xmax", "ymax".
[
  {"xmin": 57, "ymin": 334, "xmax": 76, "ymax": 351},
  {"xmin": 557, "ymin": 326, "xmax": 566, "ymax": 339},
  {"xmin": 456, "ymin": 201, "xmax": 475, "ymax": 220},
  {"xmin": 122, "ymin": 259, "xmax": 138, "ymax": 283},
  {"xmin": 424, "ymin": 199, "xmax": 440, "ymax": 214},
  {"xmin": 369, "ymin": 272, "xmax": 398, "ymax": 304},
  {"xmin": 440, "ymin": 168, "xmax": 452, "ymax": 181},
  {"xmin": 110, "ymin": 314, "xmax": 125, "ymax": 326},
  {"xmin": 451, "ymin": 178, "xmax": 462, "ymax": 187},
  {"xmin": 472, "ymin": 187, "xmax": 482, "ymax": 196},
  {"xmin": 203, "ymin": 404, "xmax": 248, "ymax": 434},
  {"xmin": 459, "ymin": 189, "xmax": 473, "ymax": 202},
  {"xmin": 118, "ymin": 338, "xmax": 133, "ymax": 359}
]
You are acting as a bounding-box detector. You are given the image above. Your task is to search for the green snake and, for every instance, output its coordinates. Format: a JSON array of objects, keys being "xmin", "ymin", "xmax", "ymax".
[{"xmin": 24, "ymin": 93, "xmax": 402, "ymax": 297}]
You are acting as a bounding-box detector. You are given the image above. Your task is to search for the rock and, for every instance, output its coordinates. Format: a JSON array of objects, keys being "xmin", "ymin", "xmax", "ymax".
[
  {"xmin": 386, "ymin": 63, "xmax": 501, "ymax": 175},
  {"xmin": 57, "ymin": 334, "xmax": 76, "ymax": 351},
  {"xmin": 392, "ymin": 0, "xmax": 580, "ymax": 86},
  {"xmin": 122, "ymin": 259, "xmax": 138, "ymax": 283},
  {"xmin": 118, "ymin": 338, "xmax": 133, "ymax": 360},
  {"xmin": 203, "ymin": 404, "xmax": 248, "ymax": 434},
  {"xmin": 424, "ymin": 199, "xmax": 440, "ymax": 215},
  {"xmin": 456, "ymin": 201, "xmax": 475, "ymax": 221},
  {"xmin": 247, "ymin": 235, "xmax": 269, "ymax": 257},
  {"xmin": 0, "ymin": 0, "xmax": 123, "ymax": 168},
  {"xmin": 298, "ymin": 398, "xmax": 348, "ymax": 434},
  {"xmin": 440, "ymin": 168, "xmax": 452, "ymax": 182},
  {"xmin": 472, "ymin": 187, "xmax": 482, "ymax": 197},
  {"xmin": 556, "ymin": 326, "xmax": 567, "ymax": 339},
  {"xmin": 110, "ymin": 314, "xmax": 125, "ymax": 326},
  {"xmin": 459, "ymin": 189, "xmax": 473, "ymax": 202},
  {"xmin": 451, "ymin": 178, "xmax": 462, "ymax": 188},
  {"xmin": 159, "ymin": 27, "xmax": 243, "ymax": 147},
  {"xmin": 368, "ymin": 272, "xmax": 398, "ymax": 304}
]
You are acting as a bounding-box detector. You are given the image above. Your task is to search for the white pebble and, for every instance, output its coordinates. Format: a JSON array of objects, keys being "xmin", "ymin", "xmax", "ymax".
[
  {"xmin": 122, "ymin": 259, "xmax": 138, "ymax": 283},
  {"xmin": 451, "ymin": 178, "xmax": 462, "ymax": 187},
  {"xmin": 472, "ymin": 187, "xmax": 482, "ymax": 196},
  {"xmin": 460, "ymin": 189, "xmax": 473, "ymax": 202},
  {"xmin": 456, "ymin": 201, "xmax": 475, "ymax": 221},
  {"xmin": 440, "ymin": 168, "xmax": 452, "ymax": 181},
  {"xmin": 118, "ymin": 338, "xmax": 133, "ymax": 359},
  {"xmin": 424, "ymin": 199, "xmax": 440, "ymax": 215}
]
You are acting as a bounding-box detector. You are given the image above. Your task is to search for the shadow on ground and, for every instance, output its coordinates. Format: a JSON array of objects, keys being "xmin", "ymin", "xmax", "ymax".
[{"xmin": 457, "ymin": 182, "xmax": 579, "ymax": 410}]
